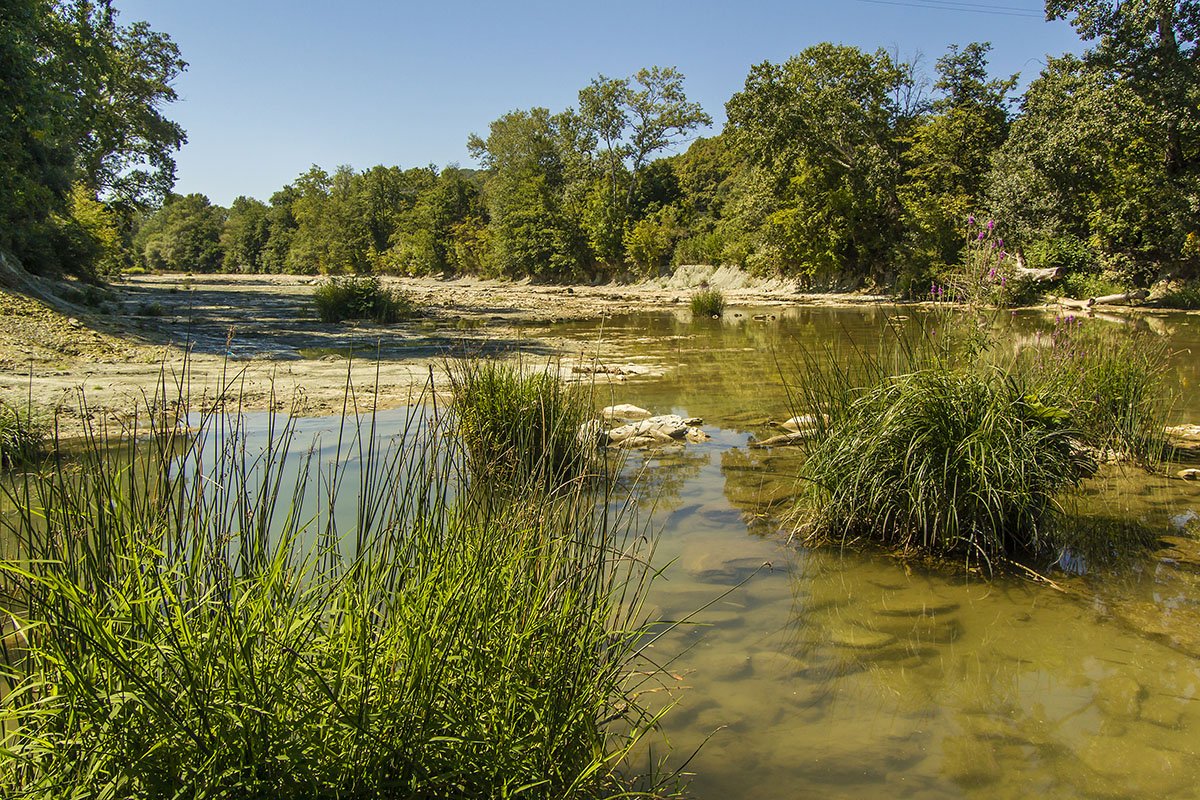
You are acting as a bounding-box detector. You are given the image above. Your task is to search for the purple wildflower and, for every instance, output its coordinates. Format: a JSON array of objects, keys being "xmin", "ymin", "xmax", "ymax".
[
  {"xmin": 987, "ymin": 220, "xmax": 995, "ymax": 231},
  {"xmin": 978, "ymin": 231, "xmax": 986, "ymax": 240},
  {"xmin": 968, "ymin": 214, "xmax": 976, "ymax": 225}
]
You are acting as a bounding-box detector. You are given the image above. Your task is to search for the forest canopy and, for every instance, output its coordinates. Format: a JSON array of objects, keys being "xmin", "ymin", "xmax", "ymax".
[{"xmin": 5, "ymin": 1, "xmax": 1198, "ymax": 290}]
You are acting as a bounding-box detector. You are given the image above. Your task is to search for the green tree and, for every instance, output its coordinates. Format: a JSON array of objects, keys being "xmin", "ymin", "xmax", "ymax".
[
  {"xmin": 221, "ymin": 196, "xmax": 269, "ymax": 272},
  {"xmin": 468, "ymin": 109, "xmax": 588, "ymax": 278},
  {"xmin": 725, "ymin": 44, "xmax": 911, "ymax": 280},
  {"xmin": 0, "ymin": 1, "xmax": 185, "ymax": 279},
  {"xmin": 899, "ymin": 43, "xmax": 1017, "ymax": 286},
  {"xmin": 134, "ymin": 193, "xmax": 226, "ymax": 273}
]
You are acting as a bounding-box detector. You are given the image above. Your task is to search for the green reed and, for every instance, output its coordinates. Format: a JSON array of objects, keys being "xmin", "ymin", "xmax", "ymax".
[
  {"xmin": 785, "ymin": 308, "xmax": 1163, "ymax": 563},
  {"xmin": 0, "ymin": 370, "xmax": 671, "ymax": 799},
  {"xmin": 447, "ymin": 358, "xmax": 598, "ymax": 487},
  {"xmin": 312, "ymin": 275, "xmax": 415, "ymax": 323},
  {"xmin": 0, "ymin": 403, "xmax": 43, "ymax": 470},
  {"xmin": 689, "ymin": 289, "xmax": 726, "ymax": 319}
]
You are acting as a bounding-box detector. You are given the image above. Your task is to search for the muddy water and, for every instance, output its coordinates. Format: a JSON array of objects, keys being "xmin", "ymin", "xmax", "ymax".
[{"xmin": 533, "ymin": 306, "xmax": 1200, "ymax": 798}]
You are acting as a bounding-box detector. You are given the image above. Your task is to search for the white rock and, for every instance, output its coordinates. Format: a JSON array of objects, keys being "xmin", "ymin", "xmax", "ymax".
[{"xmin": 601, "ymin": 403, "xmax": 652, "ymax": 420}]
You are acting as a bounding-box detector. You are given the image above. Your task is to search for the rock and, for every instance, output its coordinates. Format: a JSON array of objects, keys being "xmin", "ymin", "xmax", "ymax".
[
  {"xmin": 1077, "ymin": 737, "xmax": 1190, "ymax": 796},
  {"xmin": 601, "ymin": 403, "xmax": 651, "ymax": 420},
  {"xmin": 1166, "ymin": 423, "xmax": 1200, "ymax": 442},
  {"xmin": 941, "ymin": 735, "xmax": 1001, "ymax": 787},
  {"xmin": 605, "ymin": 414, "xmax": 708, "ymax": 448},
  {"xmin": 1177, "ymin": 468, "xmax": 1200, "ymax": 480},
  {"xmin": 827, "ymin": 623, "xmax": 897, "ymax": 650},
  {"xmin": 748, "ymin": 431, "xmax": 811, "ymax": 449},
  {"xmin": 872, "ymin": 598, "xmax": 961, "ymax": 617},
  {"xmin": 1094, "ymin": 673, "xmax": 1145, "ymax": 719},
  {"xmin": 779, "ymin": 413, "xmax": 825, "ymax": 433},
  {"xmin": 1140, "ymin": 694, "xmax": 1185, "ymax": 729},
  {"xmin": 67, "ymin": 317, "xmax": 82, "ymax": 328}
]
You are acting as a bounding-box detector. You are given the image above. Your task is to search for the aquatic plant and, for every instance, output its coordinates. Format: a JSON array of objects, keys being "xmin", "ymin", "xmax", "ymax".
[
  {"xmin": 447, "ymin": 358, "xmax": 598, "ymax": 486},
  {"xmin": 0, "ymin": 401, "xmax": 44, "ymax": 469},
  {"xmin": 313, "ymin": 275, "xmax": 415, "ymax": 323},
  {"xmin": 794, "ymin": 366, "xmax": 1095, "ymax": 561},
  {"xmin": 951, "ymin": 217, "xmax": 1035, "ymax": 308},
  {"xmin": 689, "ymin": 288, "xmax": 726, "ymax": 318},
  {"xmin": 0, "ymin": 377, "xmax": 670, "ymax": 799},
  {"xmin": 1016, "ymin": 315, "xmax": 1170, "ymax": 465}
]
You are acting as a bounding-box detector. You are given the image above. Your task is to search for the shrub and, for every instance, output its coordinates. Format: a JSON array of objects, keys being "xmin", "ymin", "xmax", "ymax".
[
  {"xmin": 950, "ymin": 217, "xmax": 1036, "ymax": 307},
  {"xmin": 0, "ymin": 402, "xmax": 44, "ymax": 468},
  {"xmin": 689, "ymin": 288, "xmax": 726, "ymax": 318},
  {"xmin": 0, "ymin": 380, "xmax": 666, "ymax": 799},
  {"xmin": 1056, "ymin": 271, "xmax": 1128, "ymax": 300},
  {"xmin": 794, "ymin": 367, "xmax": 1096, "ymax": 561},
  {"xmin": 313, "ymin": 275, "xmax": 415, "ymax": 323},
  {"xmin": 447, "ymin": 359, "xmax": 597, "ymax": 486}
]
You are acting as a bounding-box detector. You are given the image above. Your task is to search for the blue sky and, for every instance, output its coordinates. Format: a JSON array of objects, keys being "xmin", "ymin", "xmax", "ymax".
[{"xmin": 116, "ymin": 0, "xmax": 1083, "ymax": 206}]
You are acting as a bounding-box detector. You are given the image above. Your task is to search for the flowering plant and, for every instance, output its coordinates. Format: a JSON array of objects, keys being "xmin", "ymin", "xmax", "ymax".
[{"xmin": 956, "ymin": 216, "xmax": 1028, "ymax": 308}]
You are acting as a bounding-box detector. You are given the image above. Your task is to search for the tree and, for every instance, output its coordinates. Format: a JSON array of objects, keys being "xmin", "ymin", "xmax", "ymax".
[
  {"xmin": 0, "ymin": 0, "xmax": 186, "ymax": 279},
  {"xmin": 1047, "ymin": 0, "xmax": 1199, "ymax": 174},
  {"xmin": 221, "ymin": 197, "xmax": 270, "ymax": 272},
  {"xmin": 900, "ymin": 43, "xmax": 1017, "ymax": 281},
  {"xmin": 134, "ymin": 193, "xmax": 226, "ymax": 273},
  {"xmin": 468, "ymin": 109, "xmax": 587, "ymax": 278},
  {"xmin": 725, "ymin": 44, "xmax": 911, "ymax": 279},
  {"xmin": 577, "ymin": 67, "xmax": 709, "ymax": 265}
]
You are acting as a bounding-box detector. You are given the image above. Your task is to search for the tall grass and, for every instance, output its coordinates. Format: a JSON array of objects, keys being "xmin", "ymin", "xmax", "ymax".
[
  {"xmin": 0, "ymin": 374, "xmax": 670, "ymax": 798},
  {"xmin": 1015, "ymin": 315, "xmax": 1171, "ymax": 465},
  {"xmin": 689, "ymin": 289, "xmax": 726, "ymax": 318},
  {"xmin": 786, "ymin": 309, "xmax": 1168, "ymax": 563},
  {"xmin": 0, "ymin": 402, "xmax": 44, "ymax": 469},
  {"xmin": 313, "ymin": 275, "xmax": 415, "ymax": 323},
  {"xmin": 447, "ymin": 358, "xmax": 598, "ymax": 487}
]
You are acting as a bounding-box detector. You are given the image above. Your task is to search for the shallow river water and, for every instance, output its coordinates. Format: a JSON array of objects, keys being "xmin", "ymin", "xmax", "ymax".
[{"xmin": 531, "ymin": 305, "xmax": 1200, "ymax": 799}]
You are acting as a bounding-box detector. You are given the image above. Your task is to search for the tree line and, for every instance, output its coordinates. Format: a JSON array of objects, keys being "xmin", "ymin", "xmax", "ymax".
[{"xmin": 6, "ymin": 2, "xmax": 1198, "ymax": 291}]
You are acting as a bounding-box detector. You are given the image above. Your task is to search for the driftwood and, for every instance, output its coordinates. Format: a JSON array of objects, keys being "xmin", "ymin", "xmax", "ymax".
[
  {"xmin": 1048, "ymin": 290, "xmax": 1149, "ymax": 310},
  {"xmin": 749, "ymin": 431, "xmax": 813, "ymax": 449}
]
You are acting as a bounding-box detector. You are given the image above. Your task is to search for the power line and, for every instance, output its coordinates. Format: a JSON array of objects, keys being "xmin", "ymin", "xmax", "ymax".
[{"xmin": 851, "ymin": 0, "xmax": 1045, "ymax": 18}]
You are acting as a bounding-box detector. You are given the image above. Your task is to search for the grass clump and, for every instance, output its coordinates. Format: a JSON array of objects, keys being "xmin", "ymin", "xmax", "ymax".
[
  {"xmin": 0, "ymin": 380, "xmax": 668, "ymax": 799},
  {"xmin": 1016, "ymin": 315, "xmax": 1170, "ymax": 465},
  {"xmin": 689, "ymin": 288, "xmax": 726, "ymax": 318},
  {"xmin": 0, "ymin": 402, "xmax": 44, "ymax": 468},
  {"xmin": 313, "ymin": 274, "xmax": 415, "ymax": 323},
  {"xmin": 795, "ymin": 366, "xmax": 1095, "ymax": 560},
  {"xmin": 790, "ymin": 309, "xmax": 1169, "ymax": 564},
  {"xmin": 447, "ymin": 359, "xmax": 596, "ymax": 486}
]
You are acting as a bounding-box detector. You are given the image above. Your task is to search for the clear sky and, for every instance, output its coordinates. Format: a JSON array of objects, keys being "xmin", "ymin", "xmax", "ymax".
[{"xmin": 116, "ymin": 0, "xmax": 1083, "ymax": 206}]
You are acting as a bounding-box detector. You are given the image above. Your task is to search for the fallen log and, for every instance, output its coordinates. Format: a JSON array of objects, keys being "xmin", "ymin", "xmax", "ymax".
[{"xmin": 1088, "ymin": 290, "xmax": 1149, "ymax": 307}]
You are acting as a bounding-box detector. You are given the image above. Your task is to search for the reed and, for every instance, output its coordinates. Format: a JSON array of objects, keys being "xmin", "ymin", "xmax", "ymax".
[
  {"xmin": 0, "ymin": 372, "xmax": 670, "ymax": 798},
  {"xmin": 689, "ymin": 289, "xmax": 726, "ymax": 319},
  {"xmin": 0, "ymin": 403, "xmax": 43, "ymax": 469},
  {"xmin": 446, "ymin": 358, "xmax": 598, "ymax": 487}
]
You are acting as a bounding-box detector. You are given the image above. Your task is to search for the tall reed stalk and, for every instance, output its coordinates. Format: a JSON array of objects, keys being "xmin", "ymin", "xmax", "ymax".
[{"xmin": 0, "ymin": 367, "xmax": 670, "ymax": 799}]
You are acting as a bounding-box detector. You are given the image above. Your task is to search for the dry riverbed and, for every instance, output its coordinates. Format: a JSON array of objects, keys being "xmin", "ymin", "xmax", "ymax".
[{"xmin": 0, "ymin": 271, "xmax": 882, "ymax": 433}]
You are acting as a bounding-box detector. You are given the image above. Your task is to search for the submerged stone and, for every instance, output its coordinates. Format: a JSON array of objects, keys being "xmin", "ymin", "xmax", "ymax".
[
  {"xmin": 872, "ymin": 598, "xmax": 961, "ymax": 617},
  {"xmin": 827, "ymin": 623, "xmax": 897, "ymax": 650},
  {"xmin": 1094, "ymin": 673, "xmax": 1145, "ymax": 720}
]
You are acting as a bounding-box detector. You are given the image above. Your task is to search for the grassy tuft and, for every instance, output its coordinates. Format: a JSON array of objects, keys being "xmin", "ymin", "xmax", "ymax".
[
  {"xmin": 1015, "ymin": 315, "xmax": 1171, "ymax": 465},
  {"xmin": 447, "ymin": 359, "xmax": 597, "ymax": 486},
  {"xmin": 689, "ymin": 288, "xmax": 726, "ymax": 318},
  {"xmin": 0, "ymin": 376, "xmax": 669, "ymax": 799},
  {"xmin": 313, "ymin": 275, "xmax": 416, "ymax": 323},
  {"xmin": 793, "ymin": 365, "xmax": 1095, "ymax": 561},
  {"xmin": 0, "ymin": 402, "xmax": 45, "ymax": 469}
]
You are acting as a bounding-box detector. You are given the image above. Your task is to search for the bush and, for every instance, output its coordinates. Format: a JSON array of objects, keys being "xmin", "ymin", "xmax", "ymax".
[
  {"xmin": 1056, "ymin": 271, "xmax": 1128, "ymax": 300},
  {"xmin": 313, "ymin": 275, "xmax": 415, "ymax": 323},
  {"xmin": 0, "ymin": 402, "xmax": 44, "ymax": 469},
  {"xmin": 794, "ymin": 367, "xmax": 1095, "ymax": 561},
  {"xmin": 689, "ymin": 288, "xmax": 726, "ymax": 318},
  {"xmin": 447, "ymin": 359, "xmax": 597, "ymax": 486},
  {"xmin": 0, "ymin": 380, "xmax": 665, "ymax": 799}
]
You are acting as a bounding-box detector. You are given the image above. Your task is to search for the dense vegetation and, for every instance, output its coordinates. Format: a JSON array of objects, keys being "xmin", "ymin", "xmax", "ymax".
[
  {"xmin": 5, "ymin": 3, "xmax": 1196, "ymax": 293},
  {"xmin": 312, "ymin": 275, "xmax": 416, "ymax": 323},
  {"xmin": 792, "ymin": 309, "xmax": 1171, "ymax": 563},
  {"xmin": 0, "ymin": 378, "xmax": 668, "ymax": 799}
]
